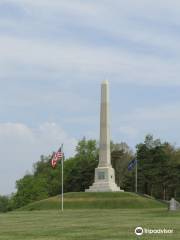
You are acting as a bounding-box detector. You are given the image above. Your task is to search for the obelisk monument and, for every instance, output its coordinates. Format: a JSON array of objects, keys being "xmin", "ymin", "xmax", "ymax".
[{"xmin": 86, "ymin": 80, "xmax": 123, "ymax": 192}]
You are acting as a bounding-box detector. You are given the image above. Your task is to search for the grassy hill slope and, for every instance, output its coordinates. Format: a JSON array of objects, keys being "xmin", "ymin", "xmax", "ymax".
[{"xmin": 19, "ymin": 192, "xmax": 166, "ymax": 211}]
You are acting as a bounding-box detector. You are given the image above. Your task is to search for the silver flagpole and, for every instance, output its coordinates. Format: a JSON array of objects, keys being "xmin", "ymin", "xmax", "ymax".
[
  {"xmin": 135, "ymin": 159, "xmax": 137, "ymax": 193},
  {"xmin": 61, "ymin": 144, "xmax": 64, "ymax": 212}
]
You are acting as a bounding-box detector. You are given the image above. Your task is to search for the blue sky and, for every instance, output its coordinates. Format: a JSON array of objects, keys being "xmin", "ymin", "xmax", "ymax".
[{"xmin": 1, "ymin": 0, "xmax": 180, "ymax": 194}]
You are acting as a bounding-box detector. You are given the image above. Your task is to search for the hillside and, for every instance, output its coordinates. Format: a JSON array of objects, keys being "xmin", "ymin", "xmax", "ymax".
[{"xmin": 19, "ymin": 192, "xmax": 166, "ymax": 211}]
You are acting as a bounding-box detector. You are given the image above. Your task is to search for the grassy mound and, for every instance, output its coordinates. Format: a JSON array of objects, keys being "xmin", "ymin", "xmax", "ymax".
[{"xmin": 19, "ymin": 192, "xmax": 166, "ymax": 211}]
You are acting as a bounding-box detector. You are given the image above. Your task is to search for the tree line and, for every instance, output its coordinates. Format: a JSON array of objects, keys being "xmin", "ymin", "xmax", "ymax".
[{"xmin": 1, "ymin": 135, "xmax": 180, "ymax": 212}]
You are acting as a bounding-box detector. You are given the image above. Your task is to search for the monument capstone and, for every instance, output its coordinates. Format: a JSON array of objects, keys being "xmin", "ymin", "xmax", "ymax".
[{"xmin": 86, "ymin": 80, "xmax": 124, "ymax": 192}]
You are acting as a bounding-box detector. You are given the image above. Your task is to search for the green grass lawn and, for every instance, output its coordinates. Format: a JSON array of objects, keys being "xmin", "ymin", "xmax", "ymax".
[
  {"xmin": 1, "ymin": 192, "xmax": 179, "ymax": 239},
  {"xmin": 0, "ymin": 208, "xmax": 180, "ymax": 240},
  {"xmin": 19, "ymin": 192, "xmax": 166, "ymax": 210}
]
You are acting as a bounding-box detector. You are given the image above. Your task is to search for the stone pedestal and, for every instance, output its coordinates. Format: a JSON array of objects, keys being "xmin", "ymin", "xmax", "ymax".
[
  {"xmin": 86, "ymin": 80, "xmax": 123, "ymax": 192},
  {"xmin": 86, "ymin": 167, "xmax": 121, "ymax": 192}
]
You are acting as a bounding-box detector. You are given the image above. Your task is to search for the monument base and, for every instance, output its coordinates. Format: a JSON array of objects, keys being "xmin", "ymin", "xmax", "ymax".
[{"xmin": 85, "ymin": 167, "xmax": 124, "ymax": 192}]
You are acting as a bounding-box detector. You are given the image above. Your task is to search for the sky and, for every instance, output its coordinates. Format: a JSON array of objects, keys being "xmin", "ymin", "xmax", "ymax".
[{"xmin": 1, "ymin": 0, "xmax": 180, "ymax": 195}]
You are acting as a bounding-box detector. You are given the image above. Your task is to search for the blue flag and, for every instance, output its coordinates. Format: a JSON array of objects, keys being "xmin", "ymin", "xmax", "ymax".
[{"xmin": 128, "ymin": 159, "xmax": 137, "ymax": 171}]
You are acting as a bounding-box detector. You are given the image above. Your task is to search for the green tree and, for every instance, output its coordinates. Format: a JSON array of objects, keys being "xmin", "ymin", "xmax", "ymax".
[
  {"xmin": 111, "ymin": 142, "xmax": 134, "ymax": 189},
  {"xmin": 13, "ymin": 174, "xmax": 48, "ymax": 208},
  {"xmin": 64, "ymin": 138, "xmax": 98, "ymax": 192},
  {"xmin": 33, "ymin": 155, "xmax": 61, "ymax": 196},
  {"xmin": 11, "ymin": 135, "xmax": 180, "ymax": 210},
  {"xmin": 0, "ymin": 195, "xmax": 11, "ymax": 212},
  {"xmin": 136, "ymin": 134, "xmax": 180, "ymax": 200}
]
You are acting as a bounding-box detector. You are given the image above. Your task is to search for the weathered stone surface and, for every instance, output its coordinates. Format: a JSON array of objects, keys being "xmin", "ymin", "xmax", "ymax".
[
  {"xmin": 86, "ymin": 80, "xmax": 124, "ymax": 192},
  {"xmin": 169, "ymin": 198, "xmax": 180, "ymax": 211}
]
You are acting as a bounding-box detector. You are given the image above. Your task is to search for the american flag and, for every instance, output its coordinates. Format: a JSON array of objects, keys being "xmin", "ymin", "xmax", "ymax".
[{"xmin": 51, "ymin": 146, "xmax": 63, "ymax": 168}]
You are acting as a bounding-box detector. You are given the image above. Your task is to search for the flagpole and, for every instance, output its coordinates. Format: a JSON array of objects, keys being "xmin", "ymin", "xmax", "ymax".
[
  {"xmin": 61, "ymin": 144, "xmax": 64, "ymax": 212},
  {"xmin": 135, "ymin": 159, "xmax": 138, "ymax": 193}
]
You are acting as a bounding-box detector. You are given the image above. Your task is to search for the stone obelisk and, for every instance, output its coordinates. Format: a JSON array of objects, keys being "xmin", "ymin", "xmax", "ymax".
[{"xmin": 86, "ymin": 80, "xmax": 123, "ymax": 192}]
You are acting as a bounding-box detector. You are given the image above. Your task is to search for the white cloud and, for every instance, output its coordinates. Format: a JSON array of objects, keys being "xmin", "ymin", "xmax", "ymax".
[
  {"xmin": 1, "ymin": 0, "xmax": 101, "ymax": 23},
  {"xmin": 0, "ymin": 34, "xmax": 180, "ymax": 86},
  {"xmin": 121, "ymin": 103, "xmax": 180, "ymax": 122},
  {"xmin": 0, "ymin": 122, "xmax": 77, "ymax": 195},
  {"xmin": 4, "ymin": 0, "xmax": 99, "ymax": 13},
  {"xmin": 0, "ymin": 123, "xmax": 33, "ymax": 138},
  {"xmin": 1, "ymin": 0, "xmax": 180, "ymax": 194},
  {"xmin": 1, "ymin": 1, "xmax": 180, "ymax": 87},
  {"xmin": 118, "ymin": 126, "xmax": 139, "ymax": 138},
  {"xmin": 113, "ymin": 102, "xmax": 180, "ymax": 148}
]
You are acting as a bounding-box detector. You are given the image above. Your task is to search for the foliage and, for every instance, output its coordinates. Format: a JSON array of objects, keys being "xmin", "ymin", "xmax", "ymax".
[
  {"xmin": 11, "ymin": 138, "xmax": 98, "ymax": 209},
  {"xmin": 111, "ymin": 142, "xmax": 134, "ymax": 188},
  {"xmin": 125, "ymin": 134, "xmax": 180, "ymax": 200},
  {"xmin": 3, "ymin": 135, "xmax": 180, "ymax": 211},
  {"xmin": 64, "ymin": 138, "xmax": 98, "ymax": 192},
  {"xmin": 0, "ymin": 195, "xmax": 12, "ymax": 212},
  {"xmin": 13, "ymin": 174, "xmax": 49, "ymax": 208}
]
